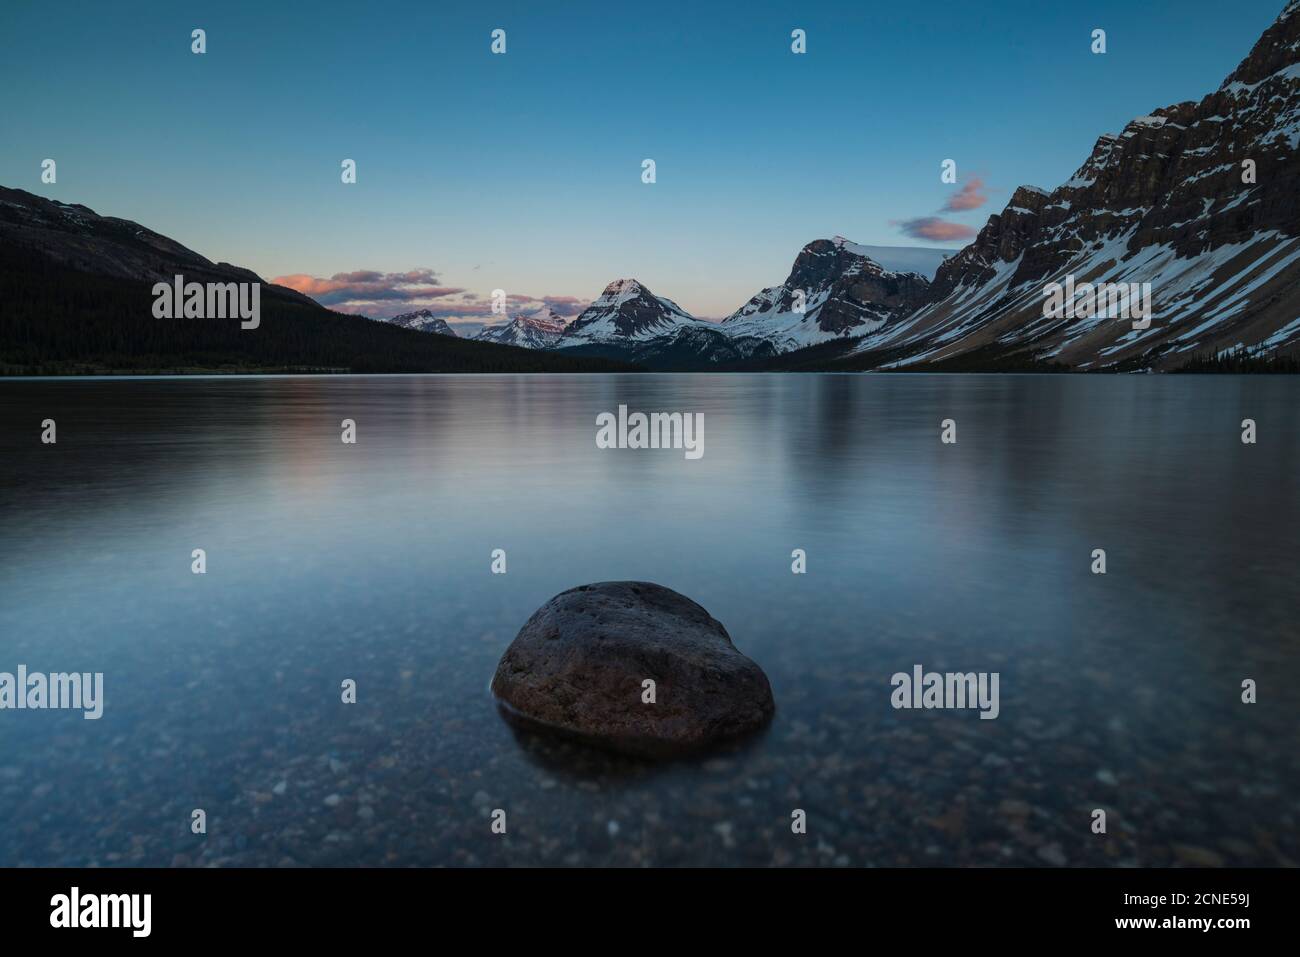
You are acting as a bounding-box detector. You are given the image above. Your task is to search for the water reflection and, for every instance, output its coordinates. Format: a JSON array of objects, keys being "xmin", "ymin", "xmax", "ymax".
[{"xmin": 0, "ymin": 374, "xmax": 1296, "ymax": 867}]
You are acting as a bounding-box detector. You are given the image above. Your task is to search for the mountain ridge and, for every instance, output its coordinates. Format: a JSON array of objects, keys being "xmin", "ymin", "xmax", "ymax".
[{"xmin": 0, "ymin": 189, "xmax": 636, "ymax": 375}]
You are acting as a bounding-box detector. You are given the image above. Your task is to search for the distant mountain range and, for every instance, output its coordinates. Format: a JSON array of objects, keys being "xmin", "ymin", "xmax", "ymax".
[
  {"xmin": 380, "ymin": 1, "xmax": 1300, "ymax": 372},
  {"xmin": 4, "ymin": 1, "xmax": 1297, "ymax": 375},
  {"xmin": 385, "ymin": 245, "xmax": 945, "ymax": 369}
]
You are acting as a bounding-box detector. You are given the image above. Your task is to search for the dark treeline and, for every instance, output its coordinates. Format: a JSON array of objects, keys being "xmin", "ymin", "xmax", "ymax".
[
  {"xmin": 1172, "ymin": 345, "xmax": 1300, "ymax": 374},
  {"xmin": 0, "ymin": 246, "xmax": 637, "ymax": 375}
]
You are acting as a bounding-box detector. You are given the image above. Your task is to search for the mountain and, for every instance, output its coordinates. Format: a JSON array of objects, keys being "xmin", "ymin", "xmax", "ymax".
[
  {"xmin": 0, "ymin": 187, "xmax": 635, "ymax": 375},
  {"xmin": 475, "ymin": 306, "xmax": 567, "ymax": 349},
  {"xmin": 848, "ymin": 1, "xmax": 1300, "ymax": 370},
  {"xmin": 722, "ymin": 237, "xmax": 931, "ymax": 353},
  {"xmin": 386, "ymin": 309, "xmax": 458, "ymax": 336},
  {"xmin": 0, "ymin": 185, "xmax": 316, "ymax": 305},
  {"xmin": 559, "ymin": 279, "xmax": 705, "ymax": 345}
]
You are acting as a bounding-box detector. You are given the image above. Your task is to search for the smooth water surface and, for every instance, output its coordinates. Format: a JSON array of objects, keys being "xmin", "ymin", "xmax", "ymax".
[{"xmin": 1, "ymin": 374, "xmax": 1296, "ymax": 866}]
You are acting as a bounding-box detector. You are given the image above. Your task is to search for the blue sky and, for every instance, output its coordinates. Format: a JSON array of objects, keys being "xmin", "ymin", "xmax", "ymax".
[{"xmin": 0, "ymin": 0, "xmax": 1287, "ymax": 323}]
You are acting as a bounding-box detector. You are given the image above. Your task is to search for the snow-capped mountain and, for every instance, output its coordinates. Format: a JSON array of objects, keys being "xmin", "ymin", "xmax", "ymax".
[
  {"xmin": 722, "ymin": 237, "xmax": 931, "ymax": 353},
  {"xmin": 475, "ymin": 306, "xmax": 567, "ymax": 349},
  {"xmin": 559, "ymin": 279, "xmax": 705, "ymax": 345},
  {"xmin": 851, "ymin": 0, "xmax": 1300, "ymax": 370},
  {"xmin": 385, "ymin": 309, "xmax": 458, "ymax": 337}
]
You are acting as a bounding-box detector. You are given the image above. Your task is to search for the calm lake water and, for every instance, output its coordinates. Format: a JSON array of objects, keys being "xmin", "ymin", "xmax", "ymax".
[{"xmin": 0, "ymin": 374, "xmax": 1297, "ymax": 867}]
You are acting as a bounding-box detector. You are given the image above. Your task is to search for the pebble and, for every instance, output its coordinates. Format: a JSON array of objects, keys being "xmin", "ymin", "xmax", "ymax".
[{"xmin": 1036, "ymin": 844, "xmax": 1068, "ymax": 866}]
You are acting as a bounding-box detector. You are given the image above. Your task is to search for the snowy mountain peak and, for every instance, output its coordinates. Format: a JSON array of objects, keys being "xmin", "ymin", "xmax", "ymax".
[
  {"xmin": 386, "ymin": 309, "xmax": 457, "ymax": 336},
  {"xmin": 514, "ymin": 304, "xmax": 566, "ymax": 326},
  {"xmin": 560, "ymin": 278, "xmax": 700, "ymax": 344},
  {"xmin": 603, "ymin": 278, "xmax": 643, "ymax": 295},
  {"xmin": 475, "ymin": 305, "xmax": 567, "ymax": 349}
]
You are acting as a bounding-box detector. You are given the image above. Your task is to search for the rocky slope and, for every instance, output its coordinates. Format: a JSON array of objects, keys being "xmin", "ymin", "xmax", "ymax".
[
  {"xmin": 852, "ymin": 0, "xmax": 1300, "ymax": 369},
  {"xmin": 475, "ymin": 306, "xmax": 566, "ymax": 349}
]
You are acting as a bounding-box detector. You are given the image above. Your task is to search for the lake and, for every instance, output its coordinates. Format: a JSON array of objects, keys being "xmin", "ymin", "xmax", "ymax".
[{"xmin": 0, "ymin": 373, "xmax": 1296, "ymax": 866}]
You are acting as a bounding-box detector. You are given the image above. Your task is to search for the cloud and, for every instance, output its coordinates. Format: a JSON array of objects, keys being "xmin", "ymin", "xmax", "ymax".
[
  {"xmin": 941, "ymin": 176, "xmax": 989, "ymax": 212},
  {"xmin": 272, "ymin": 267, "xmax": 590, "ymax": 321},
  {"xmin": 892, "ymin": 217, "xmax": 978, "ymax": 242},
  {"xmin": 271, "ymin": 268, "xmax": 466, "ymax": 307},
  {"xmin": 539, "ymin": 296, "xmax": 589, "ymax": 317}
]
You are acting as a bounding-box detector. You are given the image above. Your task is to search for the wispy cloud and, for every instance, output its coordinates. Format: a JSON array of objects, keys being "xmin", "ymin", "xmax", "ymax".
[
  {"xmin": 940, "ymin": 175, "xmax": 989, "ymax": 212},
  {"xmin": 892, "ymin": 217, "xmax": 978, "ymax": 242}
]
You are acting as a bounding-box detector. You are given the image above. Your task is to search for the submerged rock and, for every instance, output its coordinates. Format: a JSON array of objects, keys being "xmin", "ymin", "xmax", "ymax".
[{"xmin": 491, "ymin": 581, "xmax": 774, "ymax": 758}]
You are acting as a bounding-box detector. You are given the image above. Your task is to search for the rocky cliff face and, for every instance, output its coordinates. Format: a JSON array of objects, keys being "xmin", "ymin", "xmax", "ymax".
[
  {"xmin": 723, "ymin": 237, "xmax": 930, "ymax": 352},
  {"xmin": 859, "ymin": 1, "xmax": 1300, "ymax": 369}
]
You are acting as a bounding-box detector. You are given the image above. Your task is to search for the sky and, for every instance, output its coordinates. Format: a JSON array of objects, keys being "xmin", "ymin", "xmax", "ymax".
[{"xmin": 0, "ymin": 0, "xmax": 1288, "ymax": 327}]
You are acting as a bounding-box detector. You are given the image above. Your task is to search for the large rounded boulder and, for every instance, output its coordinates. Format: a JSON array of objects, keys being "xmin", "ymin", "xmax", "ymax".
[{"xmin": 491, "ymin": 581, "xmax": 775, "ymax": 758}]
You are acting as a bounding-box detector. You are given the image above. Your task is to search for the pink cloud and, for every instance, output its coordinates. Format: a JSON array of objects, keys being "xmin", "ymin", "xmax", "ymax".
[
  {"xmin": 271, "ymin": 268, "xmax": 467, "ymax": 306},
  {"xmin": 275, "ymin": 266, "xmax": 592, "ymax": 321},
  {"xmin": 941, "ymin": 176, "xmax": 989, "ymax": 212},
  {"xmin": 892, "ymin": 217, "xmax": 978, "ymax": 242}
]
